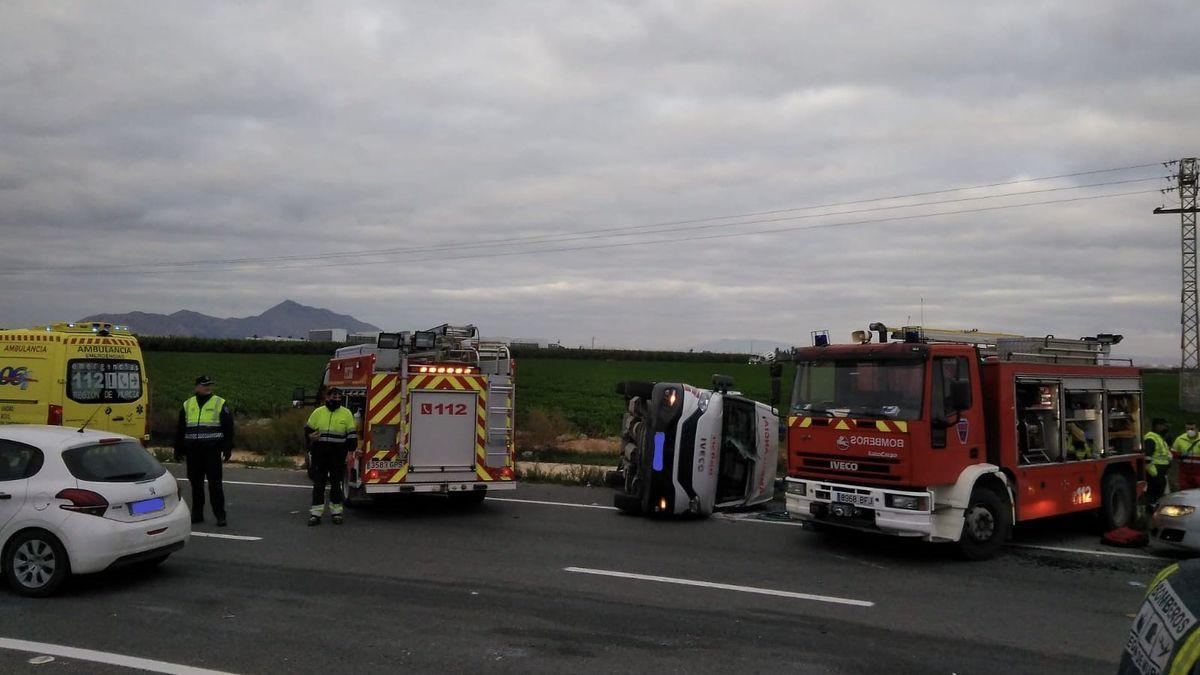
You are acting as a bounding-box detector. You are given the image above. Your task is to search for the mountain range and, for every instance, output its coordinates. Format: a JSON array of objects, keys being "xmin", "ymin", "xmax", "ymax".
[{"xmin": 83, "ymin": 300, "xmax": 379, "ymax": 339}]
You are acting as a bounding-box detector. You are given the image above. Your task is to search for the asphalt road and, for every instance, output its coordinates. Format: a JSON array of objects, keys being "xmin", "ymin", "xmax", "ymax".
[{"xmin": 0, "ymin": 465, "xmax": 1185, "ymax": 674}]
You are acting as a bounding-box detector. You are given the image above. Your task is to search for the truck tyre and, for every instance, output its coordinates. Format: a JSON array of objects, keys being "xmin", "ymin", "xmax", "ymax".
[
  {"xmin": 449, "ymin": 490, "xmax": 487, "ymax": 505},
  {"xmin": 957, "ymin": 487, "xmax": 1010, "ymax": 561},
  {"xmin": 1099, "ymin": 473, "xmax": 1135, "ymax": 531}
]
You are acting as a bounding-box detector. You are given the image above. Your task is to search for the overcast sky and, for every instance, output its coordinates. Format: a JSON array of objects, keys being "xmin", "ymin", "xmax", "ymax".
[{"xmin": 2, "ymin": 1, "xmax": 1198, "ymax": 358}]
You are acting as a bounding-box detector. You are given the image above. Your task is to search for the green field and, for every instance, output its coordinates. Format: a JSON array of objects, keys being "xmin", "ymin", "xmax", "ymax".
[
  {"xmin": 144, "ymin": 352, "xmax": 789, "ymax": 436},
  {"xmin": 144, "ymin": 351, "xmax": 1194, "ymax": 440},
  {"xmin": 144, "ymin": 352, "xmax": 327, "ymax": 419}
]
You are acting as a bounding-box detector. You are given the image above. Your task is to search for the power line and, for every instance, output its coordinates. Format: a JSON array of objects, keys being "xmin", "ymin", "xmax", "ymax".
[
  {"xmin": 2, "ymin": 159, "xmax": 1161, "ymax": 273},
  {"xmin": 4, "ymin": 167, "xmax": 1166, "ymax": 276},
  {"xmin": 48, "ymin": 187, "xmax": 1159, "ymax": 277}
]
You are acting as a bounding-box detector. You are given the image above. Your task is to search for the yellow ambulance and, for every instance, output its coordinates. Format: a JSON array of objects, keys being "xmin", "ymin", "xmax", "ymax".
[{"xmin": 0, "ymin": 322, "xmax": 150, "ymax": 442}]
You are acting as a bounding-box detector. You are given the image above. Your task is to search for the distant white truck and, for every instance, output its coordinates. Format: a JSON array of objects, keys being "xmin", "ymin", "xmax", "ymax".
[{"xmin": 608, "ymin": 377, "xmax": 779, "ymax": 516}]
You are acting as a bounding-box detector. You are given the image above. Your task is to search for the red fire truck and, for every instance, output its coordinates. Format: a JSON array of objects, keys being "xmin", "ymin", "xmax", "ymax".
[
  {"xmin": 321, "ymin": 324, "xmax": 516, "ymax": 504},
  {"xmin": 784, "ymin": 324, "xmax": 1145, "ymax": 559}
]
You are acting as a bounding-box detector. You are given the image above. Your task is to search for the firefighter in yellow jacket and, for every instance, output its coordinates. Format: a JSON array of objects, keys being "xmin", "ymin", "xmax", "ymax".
[{"xmin": 304, "ymin": 388, "xmax": 357, "ymax": 525}]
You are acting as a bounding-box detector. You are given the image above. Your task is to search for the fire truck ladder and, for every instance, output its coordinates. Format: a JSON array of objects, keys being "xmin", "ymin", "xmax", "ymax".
[
  {"xmin": 478, "ymin": 342, "xmax": 514, "ymax": 453},
  {"xmin": 882, "ymin": 325, "xmax": 1123, "ymax": 363}
]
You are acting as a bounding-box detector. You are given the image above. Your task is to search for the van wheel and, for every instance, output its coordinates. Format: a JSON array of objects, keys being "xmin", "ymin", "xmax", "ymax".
[
  {"xmin": 4, "ymin": 530, "xmax": 70, "ymax": 597},
  {"xmin": 957, "ymin": 488, "xmax": 1010, "ymax": 561},
  {"xmin": 620, "ymin": 381, "xmax": 654, "ymax": 400},
  {"xmin": 1100, "ymin": 473, "xmax": 1135, "ymax": 530}
]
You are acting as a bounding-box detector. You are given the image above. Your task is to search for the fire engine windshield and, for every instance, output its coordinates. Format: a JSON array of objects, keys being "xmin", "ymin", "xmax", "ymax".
[{"xmin": 792, "ymin": 359, "xmax": 925, "ymax": 420}]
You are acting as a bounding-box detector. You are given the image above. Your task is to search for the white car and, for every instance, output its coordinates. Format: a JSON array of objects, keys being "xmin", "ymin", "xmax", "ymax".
[
  {"xmin": 0, "ymin": 425, "xmax": 190, "ymax": 596},
  {"xmin": 1151, "ymin": 489, "xmax": 1200, "ymax": 553}
]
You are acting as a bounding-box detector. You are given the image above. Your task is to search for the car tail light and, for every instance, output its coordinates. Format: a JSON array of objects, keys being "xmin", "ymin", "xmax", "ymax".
[
  {"xmin": 499, "ymin": 466, "xmax": 515, "ymax": 480},
  {"xmin": 47, "ymin": 404, "xmax": 63, "ymax": 426},
  {"xmin": 56, "ymin": 489, "xmax": 109, "ymax": 517}
]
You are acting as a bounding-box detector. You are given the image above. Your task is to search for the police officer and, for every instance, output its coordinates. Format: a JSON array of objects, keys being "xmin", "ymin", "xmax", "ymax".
[
  {"xmin": 174, "ymin": 375, "xmax": 233, "ymax": 526},
  {"xmin": 1174, "ymin": 423, "xmax": 1200, "ymax": 491},
  {"xmin": 304, "ymin": 388, "xmax": 357, "ymax": 526},
  {"xmin": 1145, "ymin": 418, "xmax": 1173, "ymax": 507}
]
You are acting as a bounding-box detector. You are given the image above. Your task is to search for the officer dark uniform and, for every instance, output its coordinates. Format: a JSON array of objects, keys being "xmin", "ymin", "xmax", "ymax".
[
  {"xmin": 174, "ymin": 375, "xmax": 234, "ymax": 526},
  {"xmin": 304, "ymin": 388, "xmax": 357, "ymax": 525},
  {"xmin": 1119, "ymin": 559, "xmax": 1200, "ymax": 674}
]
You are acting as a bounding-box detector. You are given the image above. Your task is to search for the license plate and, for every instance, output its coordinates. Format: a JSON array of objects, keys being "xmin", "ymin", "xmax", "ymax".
[
  {"xmin": 130, "ymin": 497, "xmax": 165, "ymax": 515},
  {"xmin": 834, "ymin": 492, "xmax": 872, "ymax": 507}
]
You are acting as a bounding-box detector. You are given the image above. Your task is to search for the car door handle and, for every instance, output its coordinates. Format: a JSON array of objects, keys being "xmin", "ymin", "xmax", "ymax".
[{"xmin": 0, "ymin": 493, "xmax": 11, "ymax": 500}]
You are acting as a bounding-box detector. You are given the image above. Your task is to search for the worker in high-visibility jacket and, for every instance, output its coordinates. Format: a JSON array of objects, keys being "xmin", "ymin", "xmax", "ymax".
[
  {"xmin": 1145, "ymin": 418, "xmax": 1173, "ymax": 507},
  {"xmin": 1064, "ymin": 423, "xmax": 1095, "ymax": 461},
  {"xmin": 1174, "ymin": 423, "xmax": 1200, "ymax": 491},
  {"xmin": 174, "ymin": 375, "xmax": 234, "ymax": 527},
  {"xmin": 304, "ymin": 387, "xmax": 357, "ymax": 525}
]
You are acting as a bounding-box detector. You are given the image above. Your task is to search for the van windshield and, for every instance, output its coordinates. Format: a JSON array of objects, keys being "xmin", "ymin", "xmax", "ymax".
[
  {"xmin": 67, "ymin": 359, "xmax": 142, "ymax": 403},
  {"xmin": 792, "ymin": 359, "xmax": 925, "ymax": 420},
  {"xmin": 63, "ymin": 441, "xmax": 165, "ymax": 482}
]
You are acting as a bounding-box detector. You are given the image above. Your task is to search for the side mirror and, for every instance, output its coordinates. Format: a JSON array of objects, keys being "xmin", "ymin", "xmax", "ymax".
[
  {"xmin": 950, "ymin": 378, "xmax": 972, "ymax": 411},
  {"xmin": 768, "ymin": 363, "xmax": 783, "ymax": 407}
]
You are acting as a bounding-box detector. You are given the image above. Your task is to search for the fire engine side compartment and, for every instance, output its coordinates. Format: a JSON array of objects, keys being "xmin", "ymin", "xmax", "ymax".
[{"xmin": 981, "ymin": 361, "xmax": 1144, "ymax": 523}]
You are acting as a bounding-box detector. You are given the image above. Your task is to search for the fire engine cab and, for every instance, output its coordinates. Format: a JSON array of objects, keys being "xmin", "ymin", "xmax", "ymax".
[
  {"xmin": 322, "ymin": 324, "xmax": 516, "ymax": 504},
  {"xmin": 784, "ymin": 324, "xmax": 1145, "ymax": 559}
]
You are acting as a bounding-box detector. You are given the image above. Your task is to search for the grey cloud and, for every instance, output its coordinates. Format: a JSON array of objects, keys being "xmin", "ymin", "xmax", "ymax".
[{"xmin": 1, "ymin": 0, "xmax": 1198, "ymax": 361}]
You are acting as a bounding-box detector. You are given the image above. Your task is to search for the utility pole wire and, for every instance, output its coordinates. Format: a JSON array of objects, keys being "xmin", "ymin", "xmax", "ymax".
[
  {"xmin": 32, "ymin": 187, "xmax": 1159, "ymax": 278},
  {"xmin": 3, "ymin": 173, "xmax": 1166, "ymax": 276}
]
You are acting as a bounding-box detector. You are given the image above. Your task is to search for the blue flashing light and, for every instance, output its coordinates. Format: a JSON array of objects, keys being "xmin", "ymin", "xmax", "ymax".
[{"xmin": 652, "ymin": 432, "xmax": 665, "ymax": 471}]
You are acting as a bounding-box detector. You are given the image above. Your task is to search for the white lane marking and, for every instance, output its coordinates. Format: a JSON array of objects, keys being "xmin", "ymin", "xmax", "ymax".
[
  {"xmin": 564, "ymin": 566, "xmax": 874, "ymax": 607},
  {"xmin": 1008, "ymin": 543, "xmax": 1170, "ymax": 561},
  {"xmin": 0, "ymin": 637, "xmax": 238, "ymax": 675},
  {"xmin": 489, "ymin": 497, "xmax": 617, "ymax": 511},
  {"xmin": 191, "ymin": 532, "xmax": 262, "ymax": 542},
  {"xmin": 182, "ymin": 480, "xmax": 1172, "ymax": 561}
]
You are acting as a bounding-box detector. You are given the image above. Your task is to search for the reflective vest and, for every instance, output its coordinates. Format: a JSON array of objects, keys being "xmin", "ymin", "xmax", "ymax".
[
  {"xmin": 182, "ymin": 395, "xmax": 226, "ymax": 443},
  {"xmin": 1146, "ymin": 431, "xmax": 1172, "ymax": 477},
  {"xmin": 306, "ymin": 405, "xmax": 357, "ymax": 446},
  {"xmin": 1067, "ymin": 439, "xmax": 1095, "ymax": 461},
  {"xmin": 1119, "ymin": 560, "xmax": 1200, "ymax": 675},
  {"xmin": 1174, "ymin": 434, "xmax": 1200, "ymax": 459}
]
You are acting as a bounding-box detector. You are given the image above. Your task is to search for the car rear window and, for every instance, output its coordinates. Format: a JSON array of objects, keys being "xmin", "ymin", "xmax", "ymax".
[{"xmin": 62, "ymin": 441, "xmax": 165, "ymax": 482}]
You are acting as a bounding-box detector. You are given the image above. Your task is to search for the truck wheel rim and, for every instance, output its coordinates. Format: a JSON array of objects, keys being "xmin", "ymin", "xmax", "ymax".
[
  {"xmin": 13, "ymin": 540, "xmax": 56, "ymax": 589},
  {"xmin": 965, "ymin": 505, "xmax": 995, "ymax": 541}
]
